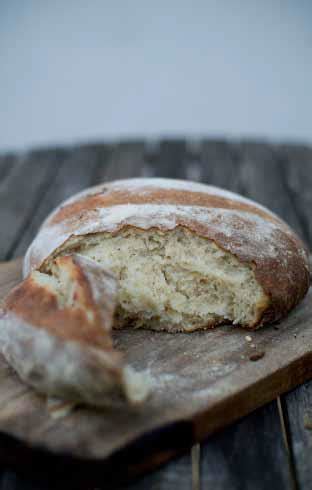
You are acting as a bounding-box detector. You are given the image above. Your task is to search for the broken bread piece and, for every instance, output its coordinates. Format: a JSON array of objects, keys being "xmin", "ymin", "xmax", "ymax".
[{"xmin": 0, "ymin": 254, "xmax": 149, "ymax": 406}]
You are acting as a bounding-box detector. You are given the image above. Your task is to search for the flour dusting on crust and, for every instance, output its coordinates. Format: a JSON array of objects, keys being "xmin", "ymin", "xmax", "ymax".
[
  {"xmin": 25, "ymin": 203, "xmax": 305, "ymax": 275},
  {"xmin": 41, "ymin": 178, "xmax": 277, "ymax": 225},
  {"xmin": 23, "ymin": 178, "xmax": 310, "ymax": 329}
]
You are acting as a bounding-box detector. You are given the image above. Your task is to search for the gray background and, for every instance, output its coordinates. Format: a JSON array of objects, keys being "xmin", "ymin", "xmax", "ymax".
[{"xmin": 1, "ymin": 0, "xmax": 311, "ymax": 152}]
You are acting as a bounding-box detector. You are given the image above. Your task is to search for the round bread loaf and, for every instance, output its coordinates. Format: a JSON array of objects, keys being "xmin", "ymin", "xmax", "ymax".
[{"xmin": 24, "ymin": 178, "xmax": 310, "ymax": 331}]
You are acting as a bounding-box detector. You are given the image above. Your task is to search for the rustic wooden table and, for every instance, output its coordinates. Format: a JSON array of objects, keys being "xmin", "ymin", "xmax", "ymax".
[{"xmin": 0, "ymin": 139, "xmax": 311, "ymax": 490}]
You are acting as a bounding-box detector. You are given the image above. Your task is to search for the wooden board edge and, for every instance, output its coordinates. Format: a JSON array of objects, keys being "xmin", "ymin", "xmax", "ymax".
[
  {"xmin": 0, "ymin": 351, "xmax": 311, "ymax": 488},
  {"xmin": 193, "ymin": 350, "xmax": 312, "ymax": 440}
]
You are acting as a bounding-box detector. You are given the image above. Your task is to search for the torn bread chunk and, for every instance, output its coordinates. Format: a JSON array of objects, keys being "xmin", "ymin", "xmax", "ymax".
[{"xmin": 0, "ymin": 255, "xmax": 149, "ymax": 406}]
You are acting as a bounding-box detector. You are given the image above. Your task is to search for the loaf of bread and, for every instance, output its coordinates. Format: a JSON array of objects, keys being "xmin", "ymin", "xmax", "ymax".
[
  {"xmin": 25, "ymin": 178, "xmax": 310, "ymax": 329},
  {"xmin": 0, "ymin": 178, "xmax": 310, "ymax": 406}
]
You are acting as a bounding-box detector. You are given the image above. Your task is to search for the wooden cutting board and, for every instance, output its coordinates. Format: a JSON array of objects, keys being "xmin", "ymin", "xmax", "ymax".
[{"xmin": 0, "ymin": 259, "xmax": 311, "ymax": 488}]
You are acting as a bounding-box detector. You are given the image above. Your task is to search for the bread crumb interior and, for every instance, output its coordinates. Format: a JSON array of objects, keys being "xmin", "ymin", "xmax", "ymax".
[{"xmin": 43, "ymin": 227, "xmax": 267, "ymax": 331}]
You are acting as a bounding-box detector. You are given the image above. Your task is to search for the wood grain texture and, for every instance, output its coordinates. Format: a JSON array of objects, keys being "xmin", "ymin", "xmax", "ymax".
[
  {"xmin": 200, "ymin": 140, "xmax": 241, "ymax": 190},
  {"xmin": 282, "ymin": 383, "xmax": 312, "ymax": 490},
  {"xmin": 0, "ymin": 150, "xmax": 65, "ymax": 261},
  {"xmin": 279, "ymin": 145, "xmax": 312, "ymax": 490},
  {"xmin": 0, "ymin": 154, "xmax": 17, "ymax": 182},
  {"xmin": 279, "ymin": 144, "xmax": 312, "ymax": 244},
  {"xmin": 94, "ymin": 141, "xmax": 146, "ymax": 181},
  {"xmin": 0, "ymin": 258, "xmax": 311, "ymax": 489},
  {"xmin": 145, "ymin": 140, "xmax": 187, "ymax": 179},
  {"xmin": 12, "ymin": 145, "xmax": 107, "ymax": 259},
  {"xmin": 201, "ymin": 401, "xmax": 292, "ymax": 490},
  {"xmin": 235, "ymin": 142, "xmax": 305, "ymax": 237}
]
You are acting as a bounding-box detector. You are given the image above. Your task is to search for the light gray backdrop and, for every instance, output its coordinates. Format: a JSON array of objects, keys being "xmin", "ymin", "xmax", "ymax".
[{"xmin": 1, "ymin": 0, "xmax": 311, "ymax": 151}]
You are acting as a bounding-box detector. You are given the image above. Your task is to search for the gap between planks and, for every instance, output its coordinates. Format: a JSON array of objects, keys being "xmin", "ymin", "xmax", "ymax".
[
  {"xmin": 277, "ymin": 397, "xmax": 299, "ymax": 490},
  {"xmin": 193, "ymin": 397, "xmax": 298, "ymax": 490},
  {"xmin": 191, "ymin": 444, "xmax": 201, "ymax": 490}
]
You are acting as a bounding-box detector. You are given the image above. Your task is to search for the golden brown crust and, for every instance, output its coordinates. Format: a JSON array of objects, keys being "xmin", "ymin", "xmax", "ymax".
[
  {"xmin": 4, "ymin": 255, "xmax": 117, "ymax": 351},
  {"xmin": 50, "ymin": 188, "xmax": 278, "ymax": 225},
  {"xmin": 24, "ymin": 178, "xmax": 310, "ymax": 329}
]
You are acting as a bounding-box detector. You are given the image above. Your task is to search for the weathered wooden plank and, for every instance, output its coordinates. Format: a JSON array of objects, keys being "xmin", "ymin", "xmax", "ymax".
[
  {"xmin": 0, "ymin": 149, "xmax": 65, "ymax": 261},
  {"xmin": 278, "ymin": 144, "xmax": 312, "ymax": 245},
  {"xmin": 182, "ymin": 139, "xmax": 204, "ymax": 182},
  {"xmin": 121, "ymin": 453, "xmax": 192, "ymax": 490},
  {"xmin": 277, "ymin": 144, "xmax": 312, "ymax": 490},
  {"xmin": 235, "ymin": 142, "xmax": 304, "ymax": 238},
  {"xmin": 199, "ymin": 140, "xmax": 293, "ymax": 490},
  {"xmin": 13, "ymin": 144, "xmax": 103, "ymax": 258},
  {"xmin": 201, "ymin": 401, "xmax": 292, "ymax": 490},
  {"xmin": 94, "ymin": 141, "xmax": 145, "ymax": 181},
  {"xmin": 0, "ymin": 154, "xmax": 17, "ymax": 182},
  {"xmin": 145, "ymin": 140, "xmax": 187, "ymax": 179},
  {"xmin": 200, "ymin": 140, "xmax": 241, "ymax": 190},
  {"xmin": 282, "ymin": 382, "xmax": 312, "ymax": 490}
]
